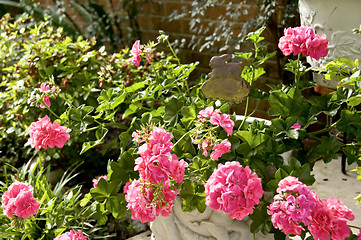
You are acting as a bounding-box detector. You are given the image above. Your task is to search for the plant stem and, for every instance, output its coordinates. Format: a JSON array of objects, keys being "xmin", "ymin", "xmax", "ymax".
[
  {"xmin": 166, "ymin": 38, "xmax": 180, "ymax": 65},
  {"xmin": 58, "ymin": 91, "xmax": 77, "ymax": 109},
  {"xmin": 165, "ymin": 38, "xmax": 191, "ymax": 95},
  {"xmin": 173, "ymin": 129, "xmax": 193, "ymax": 148},
  {"xmin": 239, "ymin": 96, "xmax": 250, "ymax": 131},
  {"xmin": 83, "ymin": 125, "xmax": 101, "ymax": 132},
  {"xmin": 308, "ymin": 118, "xmax": 341, "ymax": 137},
  {"xmin": 295, "ymin": 54, "xmax": 301, "ymax": 83},
  {"xmin": 349, "ymin": 225, "xmax": 360, "ymax": 229},
  {"xmin": 41, "ymin": 98, "xmax": 60, "ymax": 119}
]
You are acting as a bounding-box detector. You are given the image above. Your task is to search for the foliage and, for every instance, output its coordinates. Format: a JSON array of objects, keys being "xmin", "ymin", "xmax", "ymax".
[
  {"xmin": 0, "ymin": 158, "xmax": 113, "ymax": 239},
  {"xmin": 0, "ymin": 0, "xmax": 149, "ymax": 52},
  {"xmin": 2, "ymin": 13, "xmax": 361, "ymax": 239},
  {"xmin": 0, "ymin": 13, "xmax": 160, "ymax": 183}
]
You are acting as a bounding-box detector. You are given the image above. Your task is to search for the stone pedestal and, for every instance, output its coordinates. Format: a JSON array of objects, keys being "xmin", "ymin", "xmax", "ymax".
[{"xmin": 150, "ymin": 197, "xmax": 273, "ymax": 240}]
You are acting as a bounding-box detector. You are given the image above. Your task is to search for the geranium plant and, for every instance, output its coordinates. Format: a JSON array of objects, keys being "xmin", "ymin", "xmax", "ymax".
[{"xmin": 2, "ymin": 12, "xmax": 361, "ymax": 239}]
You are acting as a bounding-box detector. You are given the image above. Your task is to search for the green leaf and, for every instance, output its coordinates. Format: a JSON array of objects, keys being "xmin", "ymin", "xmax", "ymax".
[
  {"xmin": 180, "ymin": 104, "xmax": 197, "ymax": 128},
  {"xmin": 110, "ymin": 90, "xmax": 127, "ymax": 109},
  {"xmin": 308, "ymin": 93, "xmax": 340, "ymax": 116},
  {"xmin": 268, "ymin": 87, "xmax": 310, "ymax": 118},
  {"xmin": 69, "ymin": 105, "xmax": 94, "ymax": 131},
  {"xmin": 249, "ymin": 88, "xmax": 269, "ymax": 100},
  {"xmin": 297, "ymin": 164, "xmax": 315, "ymax": 186},
  {"xmin": 119, "ymin": 132, "xmax": 131, "ymax": 150},
  {"xmin": 125, "ymin": 82, "xmax": 145, "ymax": 93},
  {"xmin": 164, "ymin": 97, "xmax": 184, "ymax": 125},
  {"xmin": 109, "ymin": 160, "xmax": 133, "ymax": 183},
  {"xmin": 347, "ymin": 95, "xmax": 361, "ymax": 107},
  {"xmin": 80, "ymin": 193, "xmax": 92, "ymax": 207},
  {"xmin": 253, "ymin": 68, "xmax": 266, "ymax": 81},
  {"xmin": 249, "ymin": 204, "xmax": 271, "ymax": 235},
  {"xmin": 310, "ymin": 136, "xmax": 341, "ymax": 163},
  {"xmin": 275, "ymin": 168, "xmax": 289, "ymax": 181},
  {"xmin": 337, "ymin": 109, "xmax": 361, "ymax": 139},
  {"xmin": 123, "ymin": 101, "xmax": 142, "ymax": 119},
  {"xmin": 80, "ymin": 127, "xmax": 108, "ymax": 154},
  {"xmin": 247, "ymin": 27, "xmax": 265, "ymax": 43},
  {"xmin": 234, "ymin": 52, "xmax": 252, "ymax": 60},
  {"xmin": 92, "ymin": 203, "xmax": 108, "ymax": 225},
  {"xmin": 90, "ymin": 178, "xmax": 122, "ymax": 202},
  {"xmin": 179, "ymin": 179, "xmax": 205, "ymax": 212},
  {"xmin": 96, "ymin": 127, "xmax": 108, "ymax": 140},
  {"xmin": 236, "ymin": 130, "xmax": 265, "ymax": 148},
  {"xmin": 106, "ymin": 194, "xmax": 127, "ymax": 218}
]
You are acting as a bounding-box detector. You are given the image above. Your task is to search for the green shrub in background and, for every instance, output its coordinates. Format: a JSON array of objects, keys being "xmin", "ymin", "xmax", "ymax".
[
  {"xmin": 0, "ymin": 0, "xmax": 150, "ymax": 52},
  {"xmin": 0, "ymin": 12, "xmax": 202, "ymax": 238},
  {"xmin": 0, "ymin": 13, "xmax": 161, "ymax": 183}
]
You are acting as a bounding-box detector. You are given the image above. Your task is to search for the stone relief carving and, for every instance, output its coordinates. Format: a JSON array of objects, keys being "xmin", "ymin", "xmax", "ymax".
[
  {"xmin": 150, "ymin": 197, "xmax": 273, "ymax": 240},
  {"xmin": 201, "ymin": 54, "xmax": 250, "ymax": 104},
  {"xmin": 299, "ymin": 0, "xmax": 361, "ymax": 68},
  {"xmin": 298, "ymin": 0, "xmax": 361, "ymax": 88}
]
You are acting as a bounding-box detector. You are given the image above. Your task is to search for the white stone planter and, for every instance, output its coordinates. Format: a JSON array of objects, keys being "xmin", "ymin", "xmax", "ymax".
[
  {"xmin": 299, "ymin": 0, "xmax": 361, "ymax": 89},
  {"xmin": 150, "ymin": 196, "xmax": 273, "ymax": 240}
]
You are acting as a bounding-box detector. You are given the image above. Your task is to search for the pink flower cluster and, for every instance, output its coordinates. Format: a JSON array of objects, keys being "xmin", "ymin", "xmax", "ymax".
[
  {"xmin": 92, "ymin": 175, "xmax": 107, "ymax": 188},
  {"xmin": 134, "ymin": 127, "xmax": 188, "ymax": 184},
  {"xmin": 195, "ymin": 106, "xmax": 233, "ymax": 160},
  {"xmin": 198, "ymin": 106, "xmax": 234, "ymax": 136},
  {"xmin": 1, "ymin": 181, "xmax": 40, "ymax": 219},
  {"xmin": 54, "ymin": 230, "xmax": 87, "ymax": 240},
  {"xmin": 129, "ymin": 40, "xmax": 152, "ymax": 67},
  {"xmin": 28, "ymin": 115, "xmax": 70, "ymax": 150},
  {"xmin": 268, "ymin": 176, "xmax": 354, "ymax": 239},
  {"xmin": 204, "ymin": 161, "xmax": 263, "ymax": 220},
  {"xmin": 278, "ymin": 26, "xmax": 329, "ymax": 60},
  {"xmin": 309, "ymin": 197, "xmax": 354, "ymax": 240},
  {"xmin": 124, "ymin": 179, "xmax": 177, "ymax": 223},
  {"xmin": 125, "ymin": 126, "xmax": 187, "ymax": 222}
]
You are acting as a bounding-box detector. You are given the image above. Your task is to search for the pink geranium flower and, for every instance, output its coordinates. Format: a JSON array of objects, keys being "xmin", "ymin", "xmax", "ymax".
[
  {"xmin": 200, "ymin": 139, "xmax": 211, "ymax": 156},
  {"xmin": 54, "ymin": 230, "xmax": 87, "ymax": 240},
  {"xmin": 144, "ymin": 47, "xmax": 152, "ymax": 64},
  {"xmin": 28, "ymin": 115, "xmax": 70, "ymax": 150},
  {"xmin": 197, "ymin": 106, "xmax": 220, "ymax": 119},
  {"xmin": 278, "ymin": 26, "xmax": 328, "ymax": 60},
  {"xmin": 129, "ymin": 40, "xmax": 143, "ymax": 67},
  {"xmin": 124, "ymin": 179, "xmax": 177, "ymax": 223},
  {"xmin": 134, "ymin": 126, "xmax": 186, "ymax": 186},
  {"xmin": 308, "ymin": 197, "xmax": 354, "ymax": 240},
  {"xmin": 269, "ymin": 176, "xmax": 354, "ymax": 239},
  {"xmin": 291, "ymin": 123, "xmax": 301, "ymax": 129},
  {"xmin": 268, "ymin": 176, "xmax": 319, "ymax": 235},
  {"xmin": 92, "ymin": 175, "xmax": 108, "ymax": 188},
  {"xmin": 210, "ymin": 113, "xmax": 234, "ymax": 136},
  {"xmin": 13, "ymin": 190, "xmax": 41, "ymax": 219},
  {"xmin": 308, "ymin": 200, "xmax": 333, "ymax": 240},
  {"xmin": 1, "ymin": 181, "xmax": 40, "ymax": 219},
  {"xmin": 210, "ymin": 139, "xmax": 231, "ymax": 161},
  {"xmin": 205, "ymin": 161, "xmax": 263, "ymax": 220},
  {"xmin": 40, "ymin": 82, "xmax": 51, "ymax": 108}
]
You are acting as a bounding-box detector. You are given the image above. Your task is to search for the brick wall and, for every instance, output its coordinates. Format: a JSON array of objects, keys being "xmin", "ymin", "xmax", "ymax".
[
  {"xmin": 36, "ymin": 0, "xmax": 299, "ymax": 119},
  {"xmin": 138, "ymin": 0, "xmax": 300, "ymax": 119}
]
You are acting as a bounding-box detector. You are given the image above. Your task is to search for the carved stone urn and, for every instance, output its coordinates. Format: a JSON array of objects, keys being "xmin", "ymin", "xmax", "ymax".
[
  {"xmin": 298, "ymin": 0, "xmax": 361, "ymax": 89},
  {"xmin": 150, "ymin": 196, "xmax": 274, "ymax": 240}
]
